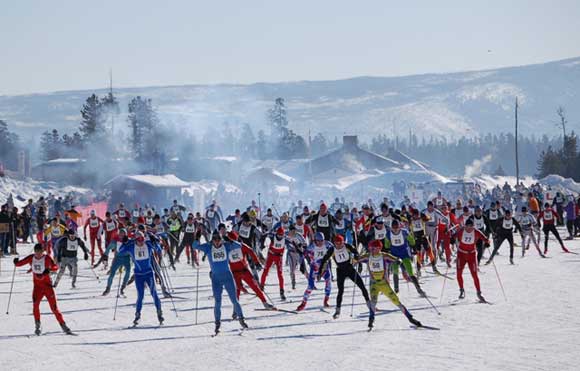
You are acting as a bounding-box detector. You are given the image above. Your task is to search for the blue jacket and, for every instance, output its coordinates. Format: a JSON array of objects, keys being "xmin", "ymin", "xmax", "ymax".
[
  {"xmin": 118, "ymin": 240, "xmax": 162, "ymax": 275},
  {"xmin": 193, "ymin": 241, "xmax": 237, "ymax": 275}
]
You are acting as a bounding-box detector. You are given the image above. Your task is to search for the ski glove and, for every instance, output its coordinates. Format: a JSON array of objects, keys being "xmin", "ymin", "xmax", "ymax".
[
  {"xmin": 42, "ymin": 268, "xmax": 50, "ymax": 275},
  {"xmin": 13, "ymin": 257, "xmax": 19, "ymax": 265},
  {"xmin": 84, "ymin": 253, "xmax": 89, "ymax": 260}
]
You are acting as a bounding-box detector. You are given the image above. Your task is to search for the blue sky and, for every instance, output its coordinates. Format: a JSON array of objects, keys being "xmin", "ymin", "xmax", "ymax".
[{"xmin": 2, "ymin": 0, "xmax": 580, "ymax": 95}]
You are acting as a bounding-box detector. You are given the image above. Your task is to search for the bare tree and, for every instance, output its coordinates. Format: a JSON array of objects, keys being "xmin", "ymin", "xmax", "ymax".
[{"xmin": 556, "ymin": 106, "xmax": 567, "ymax": 139}]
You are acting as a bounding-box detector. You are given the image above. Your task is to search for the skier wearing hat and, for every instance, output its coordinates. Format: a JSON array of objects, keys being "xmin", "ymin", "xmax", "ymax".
[
  {"xmin": 260, "ymin": 227, "xmax": 289, "ymax": 300},
  {"xmin": 83, "ymin": 209, "xmax": 104, "ymax": 265},
  {"xmin": 193, "ymin": 230, "xmax": 248, "ymax": 335},
  {"xmin": 296, "ymin": 232, "xmax": 333, "ymax": 311},
  {"xmin": 53, "ymin": 229, "xmax": 89, "ymax": 289}
]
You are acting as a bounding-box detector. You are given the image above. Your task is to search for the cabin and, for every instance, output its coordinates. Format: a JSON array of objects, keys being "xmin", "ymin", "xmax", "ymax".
[{"xmin": 104, "ymin": 174, "xmax": 189, "ymax": 210}]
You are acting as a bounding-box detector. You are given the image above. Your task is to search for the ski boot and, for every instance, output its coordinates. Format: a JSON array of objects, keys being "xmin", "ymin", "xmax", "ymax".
[
  {"xmin": 214, "ymin": 321, "xmax": 221, "ymax": 335},
  {"xmin": 280, "ymin": 289, "xmax": 286, "ymax": 301},
  {"xmin": 157, "ymin": 309, "xmax": 164, "ymax": 325},
  {"xmin": 238, "ymin": 317, "xmax": 249, "ymax": 329},
  {"xmin": 459, "ymin": 288, "xmax": 465, "ymax": 299},
  {"xmin": 35, "ymin": 320, "xmax": 42, "ymax": 336},
  {"xmin": 393, "ymin": 274, "xmax": 399, "ymax": 293},
  {"xmin": 120, "ymin": 283, "xmax": 126, "ymax": 296},
  {"xmin": 133, "ymin": 312, "xmax": 141, "ymax": 326},
  {"xmin": 476, "ymin": 291, "xmax": 487, "ymax": 303},
  {"xmin": 431, "ymin": 263, "xmax": 440, "ymax": 275},
  {"xmin": 102, "ymin": 286, "xmax": 111, "ymax": 296},
  {"xmin": 262, "ymin": 302, "xmax": 275, "ymax": 310},
  {"xmin": 60, "ymin": 322, "xmax": 73, "ymax": 335},
  {"xmin": 291, "ymin": 279, "xmax": 296, "ymax": 290},
  {"xmin": 484, "ymin": 258, "xmax": 492, "ymax": 266},
  {"xmin": 368, "ymin": 315, "xmax": 375, "ymax": 330},
  {"xmin": 509, "ymin": 258, "xmax": 514, "ymax": 265},
  {"xmin": 544, "ymin": 247, "xmax": 548, "ymax": 255},
  {"xmin": 562, "ymin": 246, "xmax": 570, "ymax": 253},
  {"xmin": 333, "ymin": 307, "xmax": 341, "ymax": 319},
  {"xmin": 296, "ymin": 300, "xmax": 307, "ymax": 312},
  {"xmin": 232, "ymin": 311, "xmax": 238, "ymax": 320},
  {"xmin": 71, "ymin": 281, "xmax": 76, "ymax": 289},
  {"xmin": 323, "ymin": 296, "xmax": 330, "ymax": 308},
  {"xmin": 403, "ymin": 309, "xmax": 422, "ymax": 327}
]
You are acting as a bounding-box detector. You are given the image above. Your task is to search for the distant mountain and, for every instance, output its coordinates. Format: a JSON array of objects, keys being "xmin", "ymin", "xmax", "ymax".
[{"xmin": 1, "ymin": 57, "xmax": 579, "ymax": 142}]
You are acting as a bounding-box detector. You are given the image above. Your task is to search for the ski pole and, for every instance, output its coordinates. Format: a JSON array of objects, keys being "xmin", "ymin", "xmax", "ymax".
[
  {"xmin": 350, "ymin": 269, "xmax": 358, "ymax": 317},
  {"xmin": 491, "ymin": 259, "xmax": 508, "ymax": 301},
  {"xmin": 439, "ymin": 265, "xmax": 449, "ymax": 304},
  {"xmin": 422, "ymin": 291, "xmax": 441, "ymax": 315},
  {"xmin": 87, "ymin": 259, "xmax": 101, "ymax": 283},
  {"xmin": 258, "ymin": 193, "xmax": 262, "ymax": 220},
  {"xmin": 113, "ymin": 269, "xmax": 122, "ymax": 320},
  {"xmin": 159, "ymin": 257, "xmax": 178, "ymax": 316},
  {"xmin": 5, "ymin": 264, "xmax": 16, "ymax": 314},
  {"xmin": 195, "ymin": 265, "xmax": 200, "ymax": 325}
]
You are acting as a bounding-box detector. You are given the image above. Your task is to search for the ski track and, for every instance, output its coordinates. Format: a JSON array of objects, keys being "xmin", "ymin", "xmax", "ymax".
[{"xmin": 1, "ymin": 233, "xmax": 579, "ymax": 371}]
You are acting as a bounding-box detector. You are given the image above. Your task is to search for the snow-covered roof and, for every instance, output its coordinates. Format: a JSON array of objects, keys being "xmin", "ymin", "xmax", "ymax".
[
  {"xmin": 247, "ymin": 167, "xmax": 295, "ymax": 183},
  {"xmin": 104, "ymin": 174, "xmax": 189, "ymax": 188}
]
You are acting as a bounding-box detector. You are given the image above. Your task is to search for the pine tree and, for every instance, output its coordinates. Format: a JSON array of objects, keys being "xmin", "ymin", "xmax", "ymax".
[
  {"xmin": 256, "ymin": 130, "xmax": 267, "ymax": 160},
  {"xmin": 311, "ymin": 133, "xmax": 329, "ymax": 157},
  {"xmin": 79, "ymin": 94, "xmax": 106, "ymax": 142},
  {"xmin": 39, "ymin": 129, "xmax": 61, "ymax": 161},
  {"xmin": 127, "ymin": 96, "xmax": 160, "ymax": 163},
  {"xmin": 0, "ymin": 120, "xmax": 19, "ymax": 168},
  {"xmin": 239, "ymin": 123, "xmax": 256, "ymax": 159}
]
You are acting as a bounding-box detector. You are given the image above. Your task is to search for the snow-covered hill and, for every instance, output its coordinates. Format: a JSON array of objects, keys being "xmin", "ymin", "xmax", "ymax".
[
  {"xmin": 1, "ymin": 238, "xmax": 579, "ymax": 370},
  {"xmin": 1, "ymin": 57, "xmax": 579, "ymax": 141}
]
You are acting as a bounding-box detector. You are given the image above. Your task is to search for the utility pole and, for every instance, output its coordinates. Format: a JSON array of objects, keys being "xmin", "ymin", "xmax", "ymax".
[
  {"xmin": 515, "ymin": 97, "xmax": 520, "ymax": 187},
  {"xmin": 109, "ymin": 68, "xmax": 114, "ymax": 137}
]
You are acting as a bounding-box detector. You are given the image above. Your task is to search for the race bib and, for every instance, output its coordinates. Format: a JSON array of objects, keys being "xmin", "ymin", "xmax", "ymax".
[
  {"xmin": 212, "ymin": 246, "xmax": 227, "ymax": 262},
  {"xmin": 295, "ymin": 224, "xmax": 305, "ymax": 235},
  {"xmin": 32, "ymin": 256, "xmax": 45, "ymax": 274},
  {"xmin": 489, "ymin": 210, "xmax": 498, "ymax": 220},
  {"xmin": 369, "ymin": 255, "xmax": 384, "ymax": 273},
  {"xmin": 185, "ymin": 224, "xmax": 195, "ymax": 233},
  {"xmin": 51, "ymin": 228, "xmax": 62, "ymax": 237},
  {"xmin": 336, "ymin": 219, "xmax": 345, "ymax": 230},
  {"xmin": 314, "ymin": 245, "xmax": 326, "ymax": 260},
  {"xmin": 391, "ymin": 232, "xmax": 404, "ymax": 246},
  {"xmin": 229, "ymin": 248, "xmax": 243, "ymax": 263},
  {"xmin": 436, "ymin": 198, "xmax": 443, "ymax": 206},
  {"xmin": 146, "ymin": 217, "xmax": 153, "ymax": 225},
  {"xmin": 66, "ymin": 239, "xmax": 79, "ymax": 252},
  {"xmin": 90, "ymin": 218, "xmax": 99, "ymax": 228},
  {"xmin": 375, "ymin": 228, "xmax": 386, "ymax": 240},
  {"xmin": 503, "ymin": 219, "xmax": 513, "ymax": 229},
  {"xmin": 461, "ymin": 231, "xmax": 475, "ymax": 244},
  {"xmin": 317, "ymin": 215, "xmax": 329, "ymax": 228},
  {"xmin": 155, "ymin": 224, "xmax": 165, "ymax": 233},
  {"xmin": 272, "ymin": 239, "xmax": 285, "ymax": 252},
  {"xmin": 544, "ymin": 211, "xmax": 553, "ymax": 221},
  {"xmin": 135, "ymin": 244, "xmax": 149, "ymax": 261},
  {"xmin": 132, "ymin": 210, "xmax": 140, "ymax": 217},
  {"xmin": 239, "ymin": 225, "xmax": 251, "ymax": 239},
  {"xmin": 207, "ymin": 210, "xmax": 215, "ymax": 218},
  {"xmin": 475, "ymin": 218, "xmax": 485, "ymax": 230},
  {"xmin": 412, "ymin": 219, "xmax": 423, "ymax": 231},
  {"xmin": 118, "ymin": 210, "xmax": 126, "ymax": 218},
  {"xmin": 106, "ymin": 222, "xmax": 116, "ymax": 232},
  {"xmin": 334, "ymin": 247, "xmax": 350, "ymax": 263}
]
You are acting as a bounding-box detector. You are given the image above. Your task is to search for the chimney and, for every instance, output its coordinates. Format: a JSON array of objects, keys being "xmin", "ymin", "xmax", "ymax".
[{"xmin": 343, "ymin": 135, "xmax": 358, "ymax": 149}]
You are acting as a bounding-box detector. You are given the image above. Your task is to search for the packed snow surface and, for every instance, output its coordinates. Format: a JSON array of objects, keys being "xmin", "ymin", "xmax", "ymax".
[{"xmin": 1, "ymin": 234, "xmax": 579, "ymax": 370}]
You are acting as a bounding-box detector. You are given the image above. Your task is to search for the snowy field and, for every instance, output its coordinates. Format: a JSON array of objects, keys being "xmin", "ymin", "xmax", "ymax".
[{"xmin": 1, "ymin": 232, "xmax": 579, "ymax": 371}]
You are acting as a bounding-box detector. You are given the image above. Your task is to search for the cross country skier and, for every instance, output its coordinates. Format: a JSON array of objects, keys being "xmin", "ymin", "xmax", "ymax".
[
  {"xmin": 193, "ymin": 231, "xmax": 248, "ymax": 334},
  {"xmin": 100, "ymin": 211, "xmax": 119, "ymax": 268},
  {"xmin": 453, "ymin": 219, "xmax": 489, "ymax": 302},
  {"xmin": 353, "ymin": 240, "xmax": 422, "ymax": 330},
  {"xmin": 436, "ymin": 204, "xmax": 457, "ymax": 267},
  {"xmin": 175, "ymin": 214, "xmax": 199, "ymax": 266},
  {"xmin": 118, "ymin": 231, "xmax": 164, "ymax": 326},
  {"xmin": 83, "ymin": 210, "xmax": 104, "ymax": 265},
  {"xmin": 471, "ymin": 206, "xmax": 491, "ymax": 264},
  {"xmin": 538, "ymin": 203, "xmax": 570, "ymax": 254},
  {"xmin": 234, "ymin": 214, "xmax": 263, "ymax": 282},
  {"xmin": 260, "ymin": 227, "xmax": 288, "ymax": 300},
  {"xmin": 101, "ymin": 228, "xmax": 132, "ymax": 296},
  {"xmin": 13, "ymin": 243, "xmax": 74, "ymax": 335},
  {"xmin": 422, "ymin": 201, "xmax": 442, "ymax": 263},
  {"xmin": 44, "ymin": 217, "xmax": 67, "ymax": 260},
  {"xmin": 306, "ymin": 203, "xmax": 338, "ymax": 241},
  {"xmin": 384, "ymin": 220, "xmax": 425, "ymax": 296},
  {"xmin": 296, "ymin": 232, "xmax": 332, "ymax": 311},
  {"xmin": 226, "ymin": 231, "xmax": 274, "ymax": 310},
  {"xmin": 486, "ymin": 209, "xmax": 521, "ymax": 265},
  {"xmin": 53, "ymin": 229, "xmax": 89, "ymax": 288},
  {"xmin": 518, "ymin": 207, "xmax": 546, "ymax": 258},
  {"xmin": 409, "ymin": 209, "xmax": 438, "ymax": 276},
  {"xmin": 286, "ymin": 225, "xmax": 308, "ymax": 289},
  {"xmin": 320, "ymin": 234, "xmax": 371, "ymax": 319}
]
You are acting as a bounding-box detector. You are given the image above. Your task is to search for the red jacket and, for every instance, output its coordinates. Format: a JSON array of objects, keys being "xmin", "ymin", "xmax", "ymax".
[
  {"xmin": 15, "ymin": 254, "xmax": 58, "ymax": 287},
  {"xmin": 455, "ymin": 228, "xmax": 488, "ymax": 253},
  {"xmin": 229, "ymin": 241, "xmax": 260, "ymax": 273}
]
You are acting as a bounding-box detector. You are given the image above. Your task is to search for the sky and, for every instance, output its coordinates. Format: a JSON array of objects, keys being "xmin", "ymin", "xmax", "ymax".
[{"xmin": 2, "ymin": 0, "xmax": 580, "ymax": 95}]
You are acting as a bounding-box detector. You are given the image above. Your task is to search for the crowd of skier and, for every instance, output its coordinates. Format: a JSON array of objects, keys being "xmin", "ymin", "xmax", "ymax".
[{"xmin": 3, "ymin": 181, "xmax": 579, "ymax": 336}]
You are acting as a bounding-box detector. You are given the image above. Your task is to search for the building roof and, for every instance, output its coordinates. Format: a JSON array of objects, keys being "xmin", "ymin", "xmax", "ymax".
[
  {"xmin": 246, "ymin": 167, "xmax": 295, "ymax": 184},
  {"xmin": 104, "ymin": 174, "xmax": 189, "ymax": 188}
]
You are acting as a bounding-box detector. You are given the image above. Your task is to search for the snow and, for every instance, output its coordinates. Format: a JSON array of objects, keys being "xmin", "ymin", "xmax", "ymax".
[
  {"xmin": 105, "ymin": 175, "xmax": 190, "ymax": 189},
  {"xmin": 539, "ymin": 175, "xmax": 580, "ymax": 194},
  {"xmin": 2, "ymin": 235, "xmax": 579, "ymax": 370},
  {"xmin": 0, "ymin": 176, "xmax": 92, "ymax": 207}
]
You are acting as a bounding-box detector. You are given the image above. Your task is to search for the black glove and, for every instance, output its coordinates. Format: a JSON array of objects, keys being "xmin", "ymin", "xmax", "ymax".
[
  {"xmin": 357, "ymin": 263, "xmax": 363, "ymax": 273},
  {"xmin": 42, "ymin": 268, "xmax": 50, "ymax": 275},
  {"xmin": 84, "ymin": 253, "xmax": 89, "ymax": 260},
  {"xmin": 299, "ymin": 261, "xmax": 306, "ymax": 274},
  {"xmin": 13, "ymin": 257, "xmax": 19, "ymax": 265}
]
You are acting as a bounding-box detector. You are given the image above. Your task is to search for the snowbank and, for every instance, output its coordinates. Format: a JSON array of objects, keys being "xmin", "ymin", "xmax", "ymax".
[
  {"xmin": 540, "ymin": 175, "xmax": 580, "ymax": 194},
  {"xmin": 0, "ymin": 176, "xmax": 92, "ymax": 207}
]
